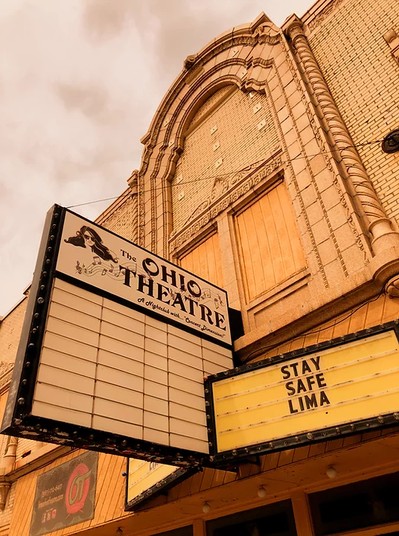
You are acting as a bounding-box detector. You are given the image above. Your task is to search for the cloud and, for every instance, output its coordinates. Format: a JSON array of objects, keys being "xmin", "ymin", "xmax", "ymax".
[
  {"xmin": 55, "ymin": 83, "xmax": 110, "ymax": 121},
  {"xmin": 0, "ymin": 0, "xmax": 313, "ymax": 315},
  {"xmin": 82, "ymin": 0, "xmax": 136, "ymax": 40}
]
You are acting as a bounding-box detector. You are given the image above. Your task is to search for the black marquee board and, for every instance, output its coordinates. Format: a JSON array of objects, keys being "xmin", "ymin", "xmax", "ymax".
[
  {"xmin": 205, "ymin": 322, "xmax": 399, "ymax": 464},
  {"xmin": 1, "ymin": 205, "xmax": 235, "ymax": 467}
]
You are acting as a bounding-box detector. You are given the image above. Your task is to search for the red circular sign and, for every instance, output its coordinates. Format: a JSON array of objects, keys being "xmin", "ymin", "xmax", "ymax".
[{"xmin": 65, "ymin": 462, "xmax": 91, "ymax": 514}]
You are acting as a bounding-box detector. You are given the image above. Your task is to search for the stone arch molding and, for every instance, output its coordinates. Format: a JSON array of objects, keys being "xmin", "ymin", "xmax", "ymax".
[
  {"xmin": 136, "ymin": 13, "xmax": 284, "ymax": 250},
  {"xmin": 141, "ymin": 13, "xmax": 280, "ymax": 170}
]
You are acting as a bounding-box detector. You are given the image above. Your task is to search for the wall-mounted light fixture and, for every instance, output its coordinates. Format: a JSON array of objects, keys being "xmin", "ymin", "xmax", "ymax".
[
  {"xmin": 257, "ymin": 485, "xmax": 267, "ymax": 498},
  {"xmin": 382, "ymin": 129, "xmax": 399, "ymax": 153},
  {"xmin": 202, "ymin": 501, "xmax": 211, "ymax": 514},
  {"xmin": 326, "ymin": 465, "xmax": 337, "ymax": 479}
]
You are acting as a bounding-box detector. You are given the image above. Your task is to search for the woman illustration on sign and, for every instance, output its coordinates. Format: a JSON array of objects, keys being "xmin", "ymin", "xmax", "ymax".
[{"xmin": 65, "ymin": 226, "xmax": 118, "ymax": 262}]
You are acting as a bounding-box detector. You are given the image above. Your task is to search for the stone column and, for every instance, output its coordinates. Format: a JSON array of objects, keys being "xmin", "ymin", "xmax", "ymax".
[
  {"xmin": 285, "ymin": 17, "xmax": 398, "ymax": 254},
  {"xmin": 0, "ymin": 436, "xmax": 17, "ymax": 510},
  {"xmin": 127, "ymin": 169, "xmax": 139, "ymax": 245}
]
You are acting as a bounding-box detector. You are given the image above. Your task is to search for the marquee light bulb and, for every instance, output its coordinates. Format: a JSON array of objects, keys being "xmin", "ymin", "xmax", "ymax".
[
  {"xmin": 326, "ymin": 465, "xmax": 337, "ymax": 479},
  {"xmin": 257, "ymin": 485, "xmax": 267, "ymax": 498},
  {"xmin": 202, "ymin": 501, "xmax": 211, "ymax": 514}
]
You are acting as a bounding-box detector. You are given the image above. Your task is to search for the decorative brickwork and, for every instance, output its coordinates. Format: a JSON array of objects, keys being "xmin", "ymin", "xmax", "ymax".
[
  {"xmin": 170, "ymin": 87, "xmax": 279, "ymax": 233},
  {"xmin": 286, "ymin": 16, "xmax": 395, "ymax": 251},
  {"xmin": 306, "ymin": 0, "xmax": 399, "ymax": 228},
  {"xmin": 95, "ymin": 187, "xmax": 138, "ymax": 243},
  {"xmin": 136, "ymin": 14, "xmax": 283, "ymax": 256}
]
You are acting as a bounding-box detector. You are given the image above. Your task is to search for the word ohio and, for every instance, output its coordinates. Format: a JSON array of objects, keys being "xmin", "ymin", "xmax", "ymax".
[{"xmin": 119, "ymin": 257, "xmax": 227, "ymax": 333}]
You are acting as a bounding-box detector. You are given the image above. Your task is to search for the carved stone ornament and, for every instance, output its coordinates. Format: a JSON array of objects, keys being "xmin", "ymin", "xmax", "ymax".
[
  {"xmin": 127, "ymin": 169, "xmax": 139, "ymax": 189},
  {"xmin": 286, "ymin": 17, "xmax": 396, "ymax": 250},
  {"xmin": 184, "ymin": 54, "xmax": 198, "ymax": 70},
  {"xmin": 0, "ymin": 482, "xmax": 10, "ymax": 510},
  {"xmin": 241, "ymin": 57, "xmax": 274, "ymax": 94},
  {"xmin": 385, "ymin": 275, "xmax": 399, "ymax": 298},
  {"xmin": 253, "ymin": 22, "xmax": 281, "ymax": 45}
]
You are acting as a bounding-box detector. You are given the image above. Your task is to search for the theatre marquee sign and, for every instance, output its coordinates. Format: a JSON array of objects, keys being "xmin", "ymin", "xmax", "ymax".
[
  {"xmin": 1, "ymin": 205, "xmax": 233, "ymax": 466},
  {"xmin": 57, "ymin": 209, "xmax": 230, "ymax": 345},
  {"xmin": 205, "ymin": 323, "xmax": 399, "ymax": 463}
]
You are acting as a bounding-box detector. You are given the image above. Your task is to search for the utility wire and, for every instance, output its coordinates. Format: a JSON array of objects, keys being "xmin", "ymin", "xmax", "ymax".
[
  {"xmin": 65, "ymin": 136, "xmax": 388, "ymax": 361},
  {"xmin": 67, "ymin": 196, "xmax": 122, "ymax": 209},
  {"xmin": 66, "ymin": 138, "xmax": 384, "ymax": 210},
  {"xmin": 244, "ymin": 288, "xmax": 385, "ymax": 362}
]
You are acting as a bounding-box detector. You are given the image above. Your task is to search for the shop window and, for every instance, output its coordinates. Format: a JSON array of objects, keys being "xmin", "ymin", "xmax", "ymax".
[
  {"xmin": 179, "ymin": 233, "xmax": 224, "ymax": 288},
  {"xmin": 206, "ymin": 500, "xmax": 297, "ymax": 536},
  {"xmin": 309, "ymin": 472, "xmax": 399, "ymax": 535},
  {"xmin": 235, "ymin": 182, "xmax": 306, "ymax": 303}
]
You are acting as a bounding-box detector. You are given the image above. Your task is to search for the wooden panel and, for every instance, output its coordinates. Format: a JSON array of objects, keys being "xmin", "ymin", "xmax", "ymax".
[
  {"xmin": 258, "ymin": 293, "xmax": 399, "ymax": 360},
  {"xmin": 213, "ymin": 329, "xmax": 399, "ymax": 453},
  {"xmin": 180, "ymin": 234, "xmax": 224, "ymax": 288},
  {"xmin": 8, "ymin": 468, "xmax": 36, "ymax": 536},
  {"xmin": 236, "ymin": 182, "xmax": 306, "ymax": 301}
]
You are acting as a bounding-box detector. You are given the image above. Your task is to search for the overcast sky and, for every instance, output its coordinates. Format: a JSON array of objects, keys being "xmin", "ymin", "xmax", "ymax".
[{"xmin": 0, "ymin": 0, "xmax": 312, "ymax": 316}]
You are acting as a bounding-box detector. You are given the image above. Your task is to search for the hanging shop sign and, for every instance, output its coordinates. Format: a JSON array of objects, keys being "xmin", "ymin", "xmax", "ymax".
[
  {"xmin": 30, "ymin": 451, "xmax": 98, "ymax": 536},
  {"xmin": 1, "ymin": 205, "xmax": 234, "ymax": 466},
  {"xmin": 205, "ymin": 323, "xmax": 399, "ymax": 463},
  {"xmin": 125, "ymin": 458, "xmax": 194, "ymax": 510}
]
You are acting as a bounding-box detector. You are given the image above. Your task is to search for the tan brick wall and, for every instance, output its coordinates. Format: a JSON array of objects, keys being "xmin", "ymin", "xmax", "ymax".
[
  {"xmin": 0, "ymin": 297, "xmax": 27, "ymax": 366},
  {"xmin": 308, "ymin": 0, "xmax": 399, "ymax": 224},
  {"xmin": 0, "ymin": 483, "xmax": 15, "ymax": 534},
  {"xmin": 96, "ymin": 188, "xmax": 138, "ymax": 243},
  {"xmin": 172, "ymin": 86, "xmax": 279, "ymax": 232}
]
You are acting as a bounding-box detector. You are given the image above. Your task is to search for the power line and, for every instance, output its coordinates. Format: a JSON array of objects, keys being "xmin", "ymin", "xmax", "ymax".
[
  {"xmin": 244, "ymin": 289, "xmax": 385, "ymax": 362},
  {"xmin": 65, "ymin": 136, "xmax": 388, "ymax": 361},
  {"xmin": 66, "ymin": 137, "xmax": 384, "ymax": 210},
  {"xmin": 67, "ymin": 196, "xmax": 124, "ymax": 209}
]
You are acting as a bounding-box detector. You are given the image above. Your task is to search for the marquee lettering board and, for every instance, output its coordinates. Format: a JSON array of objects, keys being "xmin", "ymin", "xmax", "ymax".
[
  {"xmin": 125, "ymin": 458, "xmax": 195, "ymax": 510},
  {"xmin": 1, "ymin": 205, "xmax": 234, "ymax": 466},
  {"xmin": 205, "ymin": 323, "xmax": 399, "ymax": 463}
]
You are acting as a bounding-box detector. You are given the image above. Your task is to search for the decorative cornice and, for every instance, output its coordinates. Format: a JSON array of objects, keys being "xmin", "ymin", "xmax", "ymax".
[
  {"xmin": 306, "ymin": 0, "xmax": 346, "ymax": 32},
  {"xmin": 241, "ymin": 57, "xmax": 274, "ymax": 94},
  {"xmin": 127, "ymin": 169, "xmax": 138, "ymax": 190},
  {"xmin": 183, "ymin": 54, "xmax": 197, "ymax": 70},
  {"xmin": 252, "ymin": 21, "xmax": 281, "ymax": 45},
  {"xmin": 385, "ymin": 275, "xmax": 399, "ymax": 298}
]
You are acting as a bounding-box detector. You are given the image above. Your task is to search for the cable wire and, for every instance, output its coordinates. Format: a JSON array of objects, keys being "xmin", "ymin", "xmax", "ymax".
[
  {"xmin": 244, "ymin": 288, "xmax": 386, "ymax": 362},
  {"xmin": 66, "ymin": 137, "xmax": 384, "ymax": 210}
]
